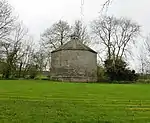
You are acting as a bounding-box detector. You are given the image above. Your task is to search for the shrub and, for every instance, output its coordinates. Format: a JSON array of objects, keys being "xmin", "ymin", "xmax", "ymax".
[{"xmin": 104, "ymin": 58, "xmax": 138, "ymax": 82}]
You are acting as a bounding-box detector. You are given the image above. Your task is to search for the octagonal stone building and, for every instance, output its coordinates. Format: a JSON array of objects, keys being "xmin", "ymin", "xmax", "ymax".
[{"xmin": 50, "ymin": 36, "xmax": 97, "ymax": 82}]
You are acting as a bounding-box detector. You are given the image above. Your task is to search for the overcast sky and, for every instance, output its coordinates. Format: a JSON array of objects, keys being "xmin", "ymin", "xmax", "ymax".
[
  {"xmin": 8, "ymin": 0, "xmax": 150, "ymax": 41},
  {"xmin": 7, "ymin": 0, "xmax": 150, "ymax": 70}
]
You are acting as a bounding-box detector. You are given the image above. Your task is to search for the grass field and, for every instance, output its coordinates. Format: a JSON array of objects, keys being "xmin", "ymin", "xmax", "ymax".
[{"xmin": 0, "ymin": 80, "xmax": 150, "ymax": 123}]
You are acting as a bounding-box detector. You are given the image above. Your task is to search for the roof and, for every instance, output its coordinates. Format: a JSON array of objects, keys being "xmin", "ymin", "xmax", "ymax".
[{"xmin": 51, "ymin": 39, "xmax": 97, "ymax": 54}]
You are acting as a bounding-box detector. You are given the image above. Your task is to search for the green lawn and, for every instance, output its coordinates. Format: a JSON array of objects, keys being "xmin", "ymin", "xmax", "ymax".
[{"xmin": 0, "ymin": 80, "xmax": 150, "ymax": 123}]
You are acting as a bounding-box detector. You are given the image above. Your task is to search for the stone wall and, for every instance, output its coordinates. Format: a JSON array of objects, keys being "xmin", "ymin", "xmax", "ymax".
[{"xmin": 50, "ymin": 50, "xmax": 97, "ymax": 82}]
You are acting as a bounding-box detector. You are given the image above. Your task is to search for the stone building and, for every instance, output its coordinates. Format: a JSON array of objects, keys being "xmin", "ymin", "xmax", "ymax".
[{"xmin": 50, "ymin": 36, "xmax": 97, "ymax": 82}]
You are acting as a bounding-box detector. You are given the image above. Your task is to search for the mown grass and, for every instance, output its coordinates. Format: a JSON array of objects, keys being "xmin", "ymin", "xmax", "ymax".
[{"xmin": 0, "ymin": 80, "xmax": 150, "ymax": 123}]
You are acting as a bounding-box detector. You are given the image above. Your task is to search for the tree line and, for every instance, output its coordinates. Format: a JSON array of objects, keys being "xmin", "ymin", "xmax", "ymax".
[{"xmin": 0, "ymin": 0, "xmax": 149, "ymax": 82}]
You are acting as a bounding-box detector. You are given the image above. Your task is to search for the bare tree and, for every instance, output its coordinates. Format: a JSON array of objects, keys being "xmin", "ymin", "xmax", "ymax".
[
  {"xmin": 138, "ymin": 47, "xmax": 149, "ymax": 74},
  {"xmin": 40, "ymin": 20, "xmax": 71, "ymax": 72},
  {"xmin": 101, "ymin": 0, "xmax": 113, "ymax": 13},
  {"xmin": 138, "ymin": 35, "xmax": 150, "ymax": 74},
  {"xmin": 41, "ymin": 20, "xmax": 70, "ymax": 51},
  {"xmin": 32, "ymin": 47, "xmax": 47, "ymax": 73},
  {"xmin": 71, "ymin": 20, "xmax": 90, "ymax": 45},
  {"xmin": 1, "ymin": 22, "xmax": 28, "ymax": 78},
  {"xmin": 91, "ymin": 16, "xmax": 140, "ymax": 62},
  {"xmin": 0, "ymin": 0, "xmax": 16, "ymax": 41},
  {"xmin": 0, "ymin": 0, "xmax": 16, "ymax": 57},
  {"xmin": 19, "ymin": 40, "xmax": 35, "ymax": 78}
]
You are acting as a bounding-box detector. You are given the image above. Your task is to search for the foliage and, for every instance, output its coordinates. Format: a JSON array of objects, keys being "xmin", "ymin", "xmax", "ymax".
[
  {"xmin": 136, "ymin": 74, "xmax": 150, "ymax": 83},
  {"xmin": 104, "ymin": 58, "xmax": 138, "ymax": 82},
  {"xmin": 97, "ymin": 65, "xmax": 109, "ymax": 82},
  {"xmin": 27, "ymin": 64, "xmax": 39, "ymax": 79}
]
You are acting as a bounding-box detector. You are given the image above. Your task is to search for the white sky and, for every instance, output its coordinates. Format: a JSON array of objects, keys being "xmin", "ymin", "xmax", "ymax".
[
  {"xmin": 8, "ymin": 0, "xmax": 103, "ymax": 40},
  {"xmin": 8, "ymin": 0, "xmax": 150, "ymax": 40}
]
